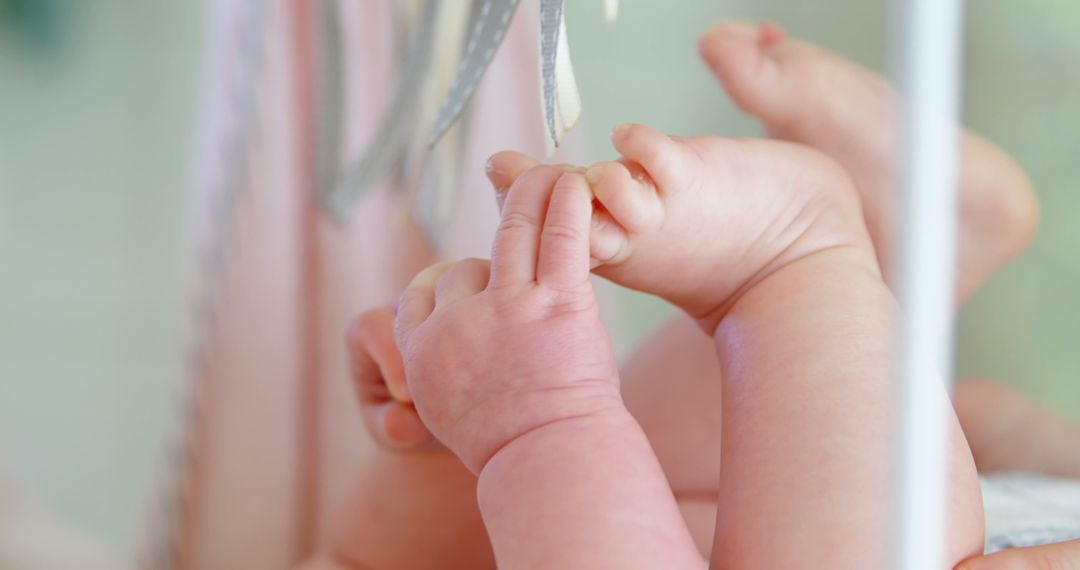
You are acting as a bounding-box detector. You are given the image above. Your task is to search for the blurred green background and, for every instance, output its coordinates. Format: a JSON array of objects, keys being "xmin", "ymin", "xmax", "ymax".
[{"xmin": 0, "ymin": 0, "xmax": 1077, "ymax": 555}]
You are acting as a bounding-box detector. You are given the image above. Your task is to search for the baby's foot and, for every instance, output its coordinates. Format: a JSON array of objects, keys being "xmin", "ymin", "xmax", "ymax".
[
  {"xmin": 490, "ymin": 126, "xmax": 875, "ymax": 333},
  {"xmin": 698, "ymin": 22, "xmax": 1039, "ymax": 303}
]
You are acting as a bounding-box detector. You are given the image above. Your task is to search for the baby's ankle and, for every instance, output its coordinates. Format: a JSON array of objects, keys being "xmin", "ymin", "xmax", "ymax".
[
  {"xmin": 698, "ymin": 239, "xmax": 881, "ymax": 336},
  {"xmin": 698, "ymin": 158, "xmax": 876, "ymax": 333},
  {"xmin": 586, "ymin": 131, "xmax": 874, "ymax": 333}
]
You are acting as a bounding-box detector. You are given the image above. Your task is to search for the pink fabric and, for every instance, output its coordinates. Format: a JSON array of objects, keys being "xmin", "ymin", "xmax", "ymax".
[
  {"xmin": 179, "ymin": 1, "xmax": 589, "ymax": 567},
  {"xmin": 178, "ymin": 2, "xmax": 307, "ymax": 567}
]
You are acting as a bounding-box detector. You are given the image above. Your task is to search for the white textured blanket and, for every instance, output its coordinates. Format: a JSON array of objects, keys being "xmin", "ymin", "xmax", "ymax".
[{"xmin": 982, "ymin": 473, "xmax": 1080, "ymax": 553}]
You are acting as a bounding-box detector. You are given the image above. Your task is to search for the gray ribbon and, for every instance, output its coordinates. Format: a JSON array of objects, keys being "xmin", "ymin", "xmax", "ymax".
[
  {"xmin": 539, "ymin": 0, "xmax": 564, "ymax": 147},
  {"xmin": 314, "ymin": 0, "xmax": 344, "ymax": 206},
  {"xmin": 428, "ymin": 0, "xmax": 522, "ymax": 148},
  {"xmin": 321, "ymin": 0, "xmax": 439, "ymax": 219}
]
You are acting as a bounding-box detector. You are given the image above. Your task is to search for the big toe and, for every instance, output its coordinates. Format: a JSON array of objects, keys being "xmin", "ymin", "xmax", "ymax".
[{"xmin": 698, "ymin": 21, "xmax": 792, "ymax": 123}]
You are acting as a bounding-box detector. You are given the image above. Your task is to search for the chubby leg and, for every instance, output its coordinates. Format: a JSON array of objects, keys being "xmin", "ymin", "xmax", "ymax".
[
  {"xmin": 955, "ymin": 379, "xmax": 1080, "ymax": 478},
  {"xmin": 708, "ymin": 242, "xmax": 959, "ymax": 567},
  {"xmin": 617, "ymin": 313, "xmax": 723, "ymax": 555},
  {"xmin": 487, "ymin": 133, "xmax": 984, "ymax": 566},
  {"xmin": 698, "ymin": 21, "xmax": 1039, "ymax": 304},
  {"xmin": 608, "ymin": 24, "xmax": 1037, "ymax": 558}
]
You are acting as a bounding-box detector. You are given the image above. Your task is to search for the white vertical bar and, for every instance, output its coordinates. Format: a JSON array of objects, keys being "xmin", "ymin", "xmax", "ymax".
[{"xmin": 890, "ymin": 1, "xmax": 965, "ymax": 569}]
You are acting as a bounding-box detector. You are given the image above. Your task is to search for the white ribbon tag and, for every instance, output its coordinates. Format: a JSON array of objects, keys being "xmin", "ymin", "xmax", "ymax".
[
  {"xmin": 539, "ymin": 0, "xmax": 582, "ymax": 155},
  {"xmin": 605, "ymin": 0, "xmax": 619, "ymax": 23}
]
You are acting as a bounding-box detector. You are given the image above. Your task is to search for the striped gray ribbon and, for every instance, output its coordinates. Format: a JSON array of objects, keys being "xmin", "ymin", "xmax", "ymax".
[
  {"xmin": 539, "ymin": 0, "xmax": 564, "ymax": 148},
  {"xmin": 321, "ymin": 0, "xmax": 591, "ymax": 218},
  {"xmin": 320, "ymin": 0, "xmax": 440, "ymax": 219},
  {"xmin": 320, "ymin": 0, "xmax": 526, "ymax": 219},
  {"xmin": 428, "ymin": 0, "xmax": 522, "ymax": 147},
  {"xmin": 314, "ymin": 0, "xmax": 344, "ymax": 209}
]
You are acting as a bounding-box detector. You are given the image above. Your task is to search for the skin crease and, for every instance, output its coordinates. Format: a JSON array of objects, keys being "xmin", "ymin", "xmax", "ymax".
[
  {"xmin": 482, "ymin": 122, "xmax": 982, "ymax": 564},
  {"xmin": 353, "ymin": 114, "xmax": 983, "ymax": 567},
  {"xmin": 396, "ymin": 169, "xmax": 704, "ymax": 569},
  {"xmin": 314, "ymin": 313, "xmax": 1080, "ymax": 570},
  {"xmin": 305, "ymin": 20, "xmax": 1065, "ymax": 570},
  {"xmin": 690, "ymin": 21, "xmax": 1050, "ymax": 568},
  {"xmin": 570, "ymin": 123, "xmax": 982, "ymax": 566}
]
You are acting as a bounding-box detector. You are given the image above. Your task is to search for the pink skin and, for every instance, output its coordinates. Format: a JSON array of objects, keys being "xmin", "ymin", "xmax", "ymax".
[
  {"xmin": 326, "ymin": 117, "xmax": 985, "ymax": 568},
  {"xmin": 313, "ymin": 19, "xmax": 1052, "ymax": 570},
  {"xmin": 492, "ymin": 126, "xmax": 871, "ymax": 333},
  {"xmin": 394, "ymin": 139, "xmax": 906, "ymax": 565},
  {"xmin": 957, "ymin": 539, "xmax": 1080, "ymax": 570},
  {"xmin": 401, "ymin": 110, "xmax": 980, "ymax": 566},
  {"xmin": 347, "ymin": 308, "xmax": 434, "ymax": 451},
  {"xmin": 318, "ymin": 316, "xmax": 1078, "ymax": 570},
  {"xmin": 394, "ymin": 168, "xmax": 702, "ymax": 568},
  {"xmin": 393, "ymin": 167, "xmax": 623, "ymax": 475},
  {"xmin": 954, "ymin": 380, "xmax": 1080, "ymax": 480},
  {"xmin": 487, "ymin": 123, "xmax": 983, "ymax": 566},
  {"xmin": 324, "ymin": 446, "xmax": 492, "ymax": 570},
  {"xmin": 952, "ymin": 381, "xmax": 1080, "ymax": 569},
  {"xmin": 551, "ymin": 124, "xmax": 871, "ymax": 334},
  {"xmin": 697, "ymin": 21, "xmax": 1038, "ymax": 304},
  {"xmin": 321, "ymin": 307, "xmax": 493, "ymax": 570}
]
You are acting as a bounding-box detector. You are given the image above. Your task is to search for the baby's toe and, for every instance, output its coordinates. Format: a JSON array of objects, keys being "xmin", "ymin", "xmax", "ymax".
[
  {"xmin": 698, "ymin": 21, "xmax": 791, "ymax": 123},
  {"xmin": 586, "ymin": 160, "xmax": 663, "ymax": 233},
  {"xmin": 609, "ymin": 123, "xmax": 688, "ymax": 193},
  {"xmin": 701, "ymin": 20, "xmax": 896, "ymax": 143}
]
